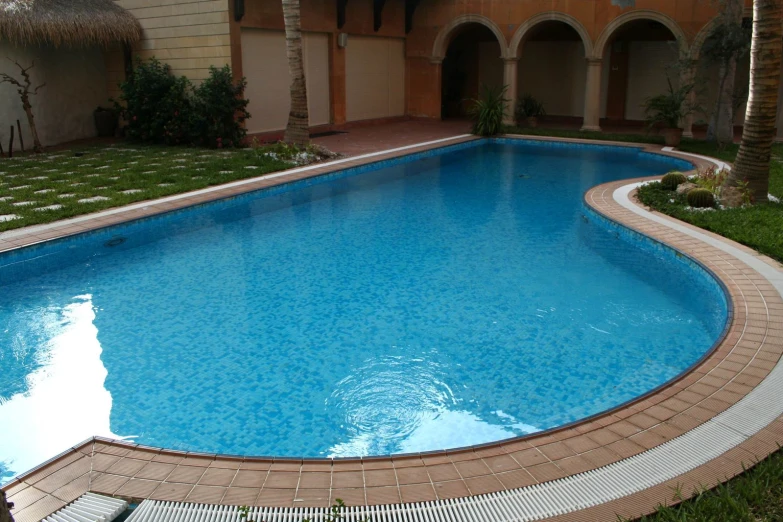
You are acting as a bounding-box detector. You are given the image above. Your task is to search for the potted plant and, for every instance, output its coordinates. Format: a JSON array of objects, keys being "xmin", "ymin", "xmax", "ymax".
[
  {"xmin": 643, "ymin": 79, "xmax": 694, "ymax": 147},
  {"xmin": 94, "ymin": 106, "xmax": 118, "ymax": 137},
  {"xmin": 515, "ymin": 94, "xmax": 546, "ymax": 128},
  {"xmin": 467, "ymin": 84, "xmax": 508, "ymax": 136}
]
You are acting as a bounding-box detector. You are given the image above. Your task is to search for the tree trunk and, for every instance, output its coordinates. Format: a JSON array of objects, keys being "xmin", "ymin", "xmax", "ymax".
[
  {"xmin": 22, "ymin": 93, "xmax": 43, "ymax": 153},
  {"xmin": 726, "ymin": 0, "xmax": 783, "ymax": 203},
  {"xmin": 706, "ymin": 58, "xmax": 737, "ymax": 143},
  {"xmin": 0, "ymin": 490, "xmax": 14, "ymax": 522},
  {"xmin": 282, "ymin": 0, "xmax": 310, "ymax": 147}
]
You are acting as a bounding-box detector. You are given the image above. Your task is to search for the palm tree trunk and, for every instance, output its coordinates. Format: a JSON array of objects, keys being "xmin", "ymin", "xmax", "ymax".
[
  {"xmin": 282, "ymin": 0, "xmax": 310, "ymax": 147},
  {"xmin": 726, "ymin": 0, "xmax": 783, "ymax": 203}
]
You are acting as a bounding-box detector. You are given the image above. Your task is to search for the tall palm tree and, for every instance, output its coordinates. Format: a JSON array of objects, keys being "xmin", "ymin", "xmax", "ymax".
[
  {"xmin": 282, "ymin": 0, "xmax": 310, "ymax": 146},
  {"xmin": 725, "ymin": 0, "xmax": 783, "ymax": 203}
]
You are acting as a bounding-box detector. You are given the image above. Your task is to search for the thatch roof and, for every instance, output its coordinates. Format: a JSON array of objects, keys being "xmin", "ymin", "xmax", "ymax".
[{"xmin": 0, "ymin": 0, "xmax": 142, "ymax": 47}]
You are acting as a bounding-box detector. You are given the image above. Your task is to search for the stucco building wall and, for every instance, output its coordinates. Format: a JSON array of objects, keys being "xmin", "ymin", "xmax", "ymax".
[{"xmin": 0, "ymin": 42, "xmax": 109, "ymax": 150}]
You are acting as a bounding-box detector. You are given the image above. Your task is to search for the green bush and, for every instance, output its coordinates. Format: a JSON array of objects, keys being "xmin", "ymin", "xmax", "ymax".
[
  {"xmin": 660, "ymin": 171, "xmax": 687, "ymax": 190},
  {"xmin": 468, "ymin": 84, "xmax": 508, "ymax": 136},
  {"xmin": 687, "ymin": 188, "xmax": 716, "ymax": 208},
  {"xmin": 515, "ymin": 93, "xmax": 546, "ymax": 122},
  {"xmin": 190, "ymin": 65, "xmax": 250, "ymax": 148},
  {"xmin": 116, "ymin": 59, "xmax": 249, "ymax": 148}
]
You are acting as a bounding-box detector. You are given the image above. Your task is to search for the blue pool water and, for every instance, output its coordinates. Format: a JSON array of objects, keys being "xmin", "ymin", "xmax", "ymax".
[{"xmin": 0, "ymin": 139, "xmax": 728, "ymax": 480}]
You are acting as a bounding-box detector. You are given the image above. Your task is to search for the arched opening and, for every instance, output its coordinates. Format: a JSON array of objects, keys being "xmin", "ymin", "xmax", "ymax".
[
  {"xmin": 440, "ymin": 24, "xmax": 504, "ymax": 119},
  {"xmin": 599, "ymin": 19, "xmax": 682, "ymax": 125},
  {"xmin": 516, "ymin": 20, "xmax": 588, "ymax": 125},
  {"xmin": 691, "ymin": 17, "xmax": 752, "ymax": 138}
]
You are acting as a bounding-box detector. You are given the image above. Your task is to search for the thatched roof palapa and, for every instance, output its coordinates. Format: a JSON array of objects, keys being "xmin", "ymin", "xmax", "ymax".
[{"xmin": 0, "ymin": 0, "xmax": 142, "ymax": 47}]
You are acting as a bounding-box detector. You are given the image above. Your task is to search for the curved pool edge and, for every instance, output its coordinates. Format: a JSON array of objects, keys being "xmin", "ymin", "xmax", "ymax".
[{"xmin": 3, "ymin": 137, "xmax": 783, "ymax": 522}]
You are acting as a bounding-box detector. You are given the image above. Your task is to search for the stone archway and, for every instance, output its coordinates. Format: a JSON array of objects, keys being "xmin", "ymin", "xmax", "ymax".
[
  {"xmin": 431, "ymin": 14, "xmax": 509, "ymax": 62},
  {"xmin": 592, "ymin": 9, "xmax": 689, "ymax": 60},
  {"xmin": 508, "ymin": 12, "xmax": 593, "ymax": 59}
]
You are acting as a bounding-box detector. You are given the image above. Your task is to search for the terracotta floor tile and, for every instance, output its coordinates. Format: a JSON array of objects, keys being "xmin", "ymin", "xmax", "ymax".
[
  {"xmin": 232, "ymin": 470, "xmax": 267, "ymax": 488},
  {"xmin": 496, "ymin": 469, "xmax": 536, "ymax": 490},
  {"xmin": 562, "ymin": 435, "xmax": 601, "ymax": 454},
  {"xmin": 330, "ymin": 489, "xmax": 366, "ymax": 506},
  {"xmin": 364, "ymin": 469, "xmax": 396, "ymax": 487},
  {"xmin": 399, "ymin": 483, "xmax": 437, "ymax": 503},
  {"xmin": 115, "ymin": 478, "xmax": 162, "ymax": 499},
  {"xmin": 91, "ymin": 453, "xmax": 121, "ymax": 473},
  {"xmin": 433, "ymin": 480, "xmax": 470, "ymax": 500},
  {"xmin": 293, "ymin": 488, "xmax": 331, "ymax": 507},
  {"xmin": 89, "ymin": 473, "xmax": 130, "ymax": 495},
  {"xmin": 454, "ymin": 460, "xmax": 492, "ymax": 479},
  {"xmin": 464, "ymin": 475, "xmax": 503, "ymax": 495},
  {"xmin": 483, "ymin": 454, "xmax": 519, "ymax": 473},
  {"xmin": 297, "ymin": 473, "xmax": 331, "ymax": 489},
  {"xmin": 509, "ymin": 448, "xmax": 549, "ymax": 467},
  {"xmin": 151, "ymin": 482, "xmax": 192, "ymax": 502},
  {"xmin": 106, "ymin": 458, "xmax": 149, "ymax": 478},
  {"xmin": 255, "ymin": 488, "xmax": 295, "ymax": 507},
  {"xmin": 263, "ymin": 471, "xmax": 299, "ymax": 489},
  {"xmin": 425, "ymin": 463, "xmax": 461, "ymax": 482},
  {"xmin": 220, "ymin": 487, "xmax": 260, "ymax": 506},
  {"xmin": 166, "ymin": 465, "xmax": 206, "ymax": 484},
  {"xmin": 12, "ymin": 496, "xmax": 66, "ymax": 522},
  {"xmin": 186, "ymin": 485, "xmax": 226, "ymax": 504},
  {"xmin": 538, "ymin": 442, "xmax": 576, "ymax": 461},
  {"xmin": 6, "ymin": 486, "xmax": 47, "ymax": 512},
  {"xmin": 198, "ymin": 467, "xmax": 237, "ymax": 487},
  {"xmin": 135, "ymin": 462, "xmax": 175, "ymax": 481},
  {"xmin": 555, "ymin": 455, "xmax": 593, "ymax": 475},
  {"xmin": 331, "ymin": 471, "xmax": 364, "ymax": 489},
  {"xmin": 395, "ymin": 467, "xmax": 430, "ymax": 485},
  {"xmin": 365, "ymin": 486, "xmax": 401, "ymax": 505},
  {"xmin": 527, "ymin": 462, "xmax": 566, "ymax": 483}
]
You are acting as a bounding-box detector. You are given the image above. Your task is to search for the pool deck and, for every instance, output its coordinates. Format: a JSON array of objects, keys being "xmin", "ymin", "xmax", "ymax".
[{"xmin": 2, "ymin": 131, "xmax": 783, "ymax": 522}]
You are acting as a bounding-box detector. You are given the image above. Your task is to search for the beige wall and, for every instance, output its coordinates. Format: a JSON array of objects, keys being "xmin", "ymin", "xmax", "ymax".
[
  {"xmin": 241, "ymin": 29, "xmax": 330, "ymax": 134},
  {"xmin": 624, "ymin": 41, "xmax": 679, "ymax": 121},
  {"xmin": 518, "ymin": 42, "xmax": 586, "ymax": 118},
  {"xmin": 115, "ymin": 0, "xmax": 230, "ymax": 81},
  {"xmin": 346, "ymin": 37, "xmax": 405, "ymax": 122},
  {"xmin": 0, "ymin": 42, "xmax": 109, "ymax": 150}
]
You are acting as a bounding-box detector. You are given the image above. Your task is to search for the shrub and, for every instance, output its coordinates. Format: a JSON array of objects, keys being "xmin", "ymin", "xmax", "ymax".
[
  {"xmin": 515, "ymin": 94, "xmax": 546, "ymax": 122},
  {"xmin": 660, "ymin": 171, "xmax": 687, "ymax": 190},
  {"xmin": 115, "ymin": 58, "xmax": 192, "ymax": 145},
  {"xmin": 468, "ymin": 84, "xmax": 508, "ymax": 136},
  {"xmin": 693, "ymin": 165, "xmax": 729, "ymax": 194},
  {"xmin": 190, "ymin": 65, "xmax": 250, "ymax": 148},
  {"xmin": 687, "ymin": 188, "xmax": 716, "ymax": 208},
  {"xmin": 116, "ymin": 59, "xmax": 249, "ymax": 148}
]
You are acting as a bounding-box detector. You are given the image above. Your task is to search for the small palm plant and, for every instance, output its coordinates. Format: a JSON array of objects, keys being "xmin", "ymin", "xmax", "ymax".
[{"xmin": 468, "ymin": 84, "xmax": 508, "ymax": 136}]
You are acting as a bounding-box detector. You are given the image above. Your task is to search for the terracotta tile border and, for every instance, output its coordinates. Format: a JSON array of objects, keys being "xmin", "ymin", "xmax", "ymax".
[{"xmin": 3, "ymin": 135, "xmax": 783, "ymax": 522}]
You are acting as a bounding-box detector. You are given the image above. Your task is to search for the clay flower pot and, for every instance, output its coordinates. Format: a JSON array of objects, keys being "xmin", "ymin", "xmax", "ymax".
[{"xmin": 662, "ymin": 127, "xmax": 683, "ymax": 147}]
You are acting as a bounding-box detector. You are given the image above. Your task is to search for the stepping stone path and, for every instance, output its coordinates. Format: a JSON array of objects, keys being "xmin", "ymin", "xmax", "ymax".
[
  {"xmin": 34, "ymin": 205, "xmax": 63, "ymax": 212},
  {"xmin": 0, "ymin": 197, "xmax": 12, "ymax": 202},
  {"xmin": 142, "ymin": 171, "xmax": 155, "ymax": 175},
  {"xmin": 158, "ymin": 183, "xmax": 172, "ymax": 187},
  {"xmin": 95, "ymin": 166, "xmax": 110, "ymax": 170},
  {"xmin": 58, "ymin": 194, "xmax": 75, "ymax": 198},
  {"xmin": 195, "ymin": 168, "xmax": 205, "ymax": 171},
  {"xmin": 12, "ymin": 201, "xmax": 35, "ymax": 207},
  {"xmin": 29, "ymin": 176, "xmax": 48, "ymax": 180},
  {"xmin": 173, "ymin": 166, "xmax": 186, "ymax": 169},
  {"xmin": 0, "ymin": 215, "xmax": 19, "ymax": 222},
  {"xmin": 71, "ymin": 183, "xmax": 84, "ymax": 186},
  {"xmin": 219, "ymin": 171, "xmax": 232, "ymax": 174},
  {"xmin": 35, "ymin": 189, "xmax": 55, "ymax": 194},
  {"xmin": 121, "ymin": 189, "xmax": 143, "ymax": 194},
  {"xmin": 85, "ymin": 174, "xmax": 100, "ymax": 178},
  {"xmin": 245, "ymin": 166, "xmax": 259, "ymax": 169},
  {"xmin": 78, "ymin": 196, "xmax": 109, "ymax": 203},
  {"xmin": 174, "ymin": 159, "xmax": 188, "ymax": 163},
  {"xmin": 9, "ymin": 185, "xmax": 30, "ymax": 190}
]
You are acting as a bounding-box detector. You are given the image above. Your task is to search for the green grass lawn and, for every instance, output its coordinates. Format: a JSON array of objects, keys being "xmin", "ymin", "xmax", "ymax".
[
  {"xmin": 629, "ymin": 449, "xmax": 783, "ymax": 521},
  {"xmin": 0, "ymin": 143, "xmax": 308, "ymax": 231}
]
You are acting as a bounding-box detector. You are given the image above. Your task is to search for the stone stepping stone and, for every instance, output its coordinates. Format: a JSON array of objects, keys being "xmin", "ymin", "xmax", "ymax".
[
  {"xmin": 172, "ymin": 166, "xmax": 186, "ymax": 169},
  {"xmin": 35, "ymin": 189, "xmax": 55, "ymax": 194},
  {"xmin": 78, "ymin": 196, "xmax": 109, "ymax": 203},
  {"xmin": 0, "ymin": 196, "xmax": 13, "ymax": 202},
  {"xmin": 121, "ymin": 189, "xmax": 142, "ymax": 194},
  {"xmin": 34, "ymin": 204, "xmax": 63, "ymax": 212},
  {"xmin": 108, "ymin": 177, "xmax": 119, "ymax": 180},
  {"xmin": 12, "ymin": 201, "xmax": 35, "ymax": 207},
  {"xmin": 9, "ymin": 185, "xmax": 30, "ymax": 190},
  {"xmin": 0, "ymin": 214, "xmax": 19, "ymax": 222},
  {"xmin": 58, "ymin": 193, "xmax": 76, "ymax": 198},
  {"xmin": 174, "ymin": 159, "xmax": 188, "ymax": 162},
  {"xmin": 191, "ymin": 176, "xmax": 202, "ymax": 180},
  {"xmin": 95, "ymin": 165, "xmax": 110, "ymax": 170},
  {"xmin": 29, "ymin": 176, "xmax": 48, "ymax": 180},
  {"xmin": 245, "ymin": 166, "xmax": 259, "ymax": 169},
  {"xmin": 219, "ymin": 170, "xmax": 232, "ymax": 174},
  {"xmin": 70, "ymin": 183, "xmax": 85, "ymax": 186},
  {"xmin": 84, "ymin": 174, "xmax": 101, "ymax": 178},
  {"xmin": 157, "ymin": 183, "xmax": 173, "ymax": 187},
  {"xmin": 195, "ymin": 168, "xmax": 205, "ymax": 171},
  {"xmin": 142, "ymin": 171, "xmax": 156, "ymax": 175}
]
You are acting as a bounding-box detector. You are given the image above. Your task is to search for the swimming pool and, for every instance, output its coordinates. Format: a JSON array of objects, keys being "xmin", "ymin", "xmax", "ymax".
[{"xmin": 0, "ymin": 139, "xmax": 728, "ymax": 480}]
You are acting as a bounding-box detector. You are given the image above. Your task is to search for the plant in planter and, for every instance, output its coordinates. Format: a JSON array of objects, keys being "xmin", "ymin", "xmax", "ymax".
[
  {"xmin": 94, "ymin": 106, "xmax": 118, "ymax": 137},
  {"xmin": 643, "ymin": 78, "xmax": 694, "ymax": 147},
  {"xmin": 468, "ymin": 84, "xmax": 508, "ymax": 136},
  {"xmin": 515, "ymin": 94, "xmax": 546, "ymax": 128}
]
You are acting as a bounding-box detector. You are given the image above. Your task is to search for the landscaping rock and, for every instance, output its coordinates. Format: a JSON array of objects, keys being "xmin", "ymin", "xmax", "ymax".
[
  {"xmin": 675, "ymin": 182, "xmax": 698, "ymax": 196},
  {"xmin": 720, "ymin": 186, "xmax": 745, "ymax": 208}
]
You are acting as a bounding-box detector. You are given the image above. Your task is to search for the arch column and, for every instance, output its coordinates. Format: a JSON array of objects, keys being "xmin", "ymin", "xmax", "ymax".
[
  {"xmin": 680, "ymin": 60, "xmax": 697, "ymax": 138},
  {"xmin": 581, "ymin": 58, "xmax": 603, "ymax": 132},
  {"xmin": 503, "ymin": 57, "xmax": 519, "ymax": 126}
]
